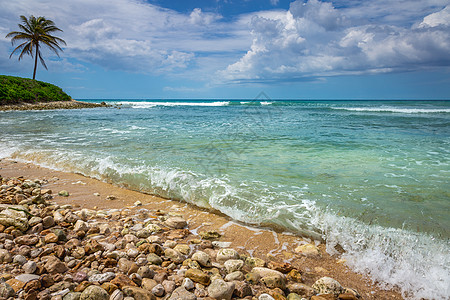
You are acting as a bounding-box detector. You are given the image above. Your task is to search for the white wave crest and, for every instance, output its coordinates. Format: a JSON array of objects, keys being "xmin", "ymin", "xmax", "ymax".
[
  {"xmin": 117, "ymin": 101, "xmax": 230, "ymax": 108},
  {"xmin": 333, "ymin": 106, "xmax": 450, "ymax": 114}
]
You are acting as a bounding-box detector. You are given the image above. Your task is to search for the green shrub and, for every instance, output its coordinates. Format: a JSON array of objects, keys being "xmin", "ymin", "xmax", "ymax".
[{"xmin": 0, "ymin": 75, "xmax": 71, "ymax": 105}]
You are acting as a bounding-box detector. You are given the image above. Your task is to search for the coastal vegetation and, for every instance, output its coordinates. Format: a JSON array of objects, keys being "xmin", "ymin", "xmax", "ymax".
[
  {"xmin": 6, "ymin": 15, "xmax": 66, "ymax": 80},
  {"xmin": 0, "ymin": 75, "xmax": 71, "ymax": 105}
]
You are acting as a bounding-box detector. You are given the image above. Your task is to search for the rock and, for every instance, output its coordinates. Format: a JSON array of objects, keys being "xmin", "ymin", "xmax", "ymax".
[
  {"xmin": 311, "ymin": 295, "xmax": 335, "ymax": 300},
  {"xmin": 174, "ymin": 244, "xmax": 191, "ymax": 255},
  {"xmin": 268, "ymin": 261, "xmax": 293, "ymax": 273},
  {"xmin": 168, "ymin": 286, "xmax": 196, "ymax": 300},
  {"xmin": 185, "ymin": 269, "xmax": 211, "ymax": 286},
  {"xmin": 312, "ymin": 277, "xmax": 344, "ymax": 297},
  {"xmin": 287, "ymin": 283, "xmax": 315, "ymax": 298},
  {"xmin": 22, "ymin": 260, "xmax": 37, "ymax": 273},
  {"xmin": 16, "ymin": 274, "xmax": 40, "ymax": 283},
  {"xmin": 287, "ymin": 293, "xmax": 303, "ymax": 300},
  {"xmin": 88, "ymin": 272, "xmax": 116, "ymax": 283},
  {"xmin": 146, "ymin": 253, "xmax": 163, "ymax": 265},
  {"xmin": 199, "ymin": 230, "xmax": 221, "ymax": 240},
  {"xmin": 259, "ymin": 293, "xmax": 276, "ymax": 300},
  {"xmin": 80, "ymin": 285, "xmax": 109, "ymax": 300},
  {"xmin": 122, "ymin": 286, "xmax": 155, "ymax": 300},
  {"xmin": 145, "ymin": 224, "xmax": 162, "ymax": 234},
  {"xmin": 207, "ymin": 279, "xmax": 235, "ymax": 300},
  {"xmin": 182, "ymin": 278, "xmax": 195, "ymax": 290},
  {"xmin": 73, "ymin": 272, "xmax": 88, "ymax": 283},
  {"xmin": 216, "ymin": 248, "xmax": 239, "ymax": 263},
  {"xmin": 162, "ymin": 280, "xmax": 176, "ymax": 294},
  {"xmin": 109, "ymin": 289, "xmax": 124, "ymax": 300},
  {"xmin": 164, "ymin": 216, "xmax": 187, "ymax": 229},
  {"xmin": 294, "ymin": 244, "xmax": 321, "ymax": 257},
  {"xmin": 245, "ymin": 272, "xmax": 261, "ymax": 284},
  {"xmin": 28, "ymin": 216, "xmax": 42, "ymax": 226},
  {"xmin": 6, "ymin": 278, "xmax": 25, "ymax": 292},
  {"xmin": 233, "ymin": 281, "xmax": 252, "ymax": 298},
  {"xmin": 0, "ymin": 282, "xmax": 15, "ymax": 298},
  {"xmin": 251, "ymin": 267, "xmax": 285, "ymax": 279},
  {"xmin": 45, "ymin": 232, "xmax": 59, "ymax": 243},
  {"xmin": 59, "ymin": 190, "xmax": 70, "ymax": 197},
  {"xmin": 141, "ymin": 278, "xmax": 158, "ymax": 291},
  {"xmin": 225, "ymin": 271, "xmax": 244, "ymax": 281},
  {"xmin": 42, "ymin": 216, "xmax": 55, "ymax": 228},
  {"xmin": 338, "ymin": 293, "xmax": 358, "ymax": 300},
  {"xmin": 287, "ymin": 269, "xmax": 302, "ymax": 282},
  {"xmin": 13, "ymin": 254, "xmax": 27, "ymax": 265},
  {"xmin": 245, "ymin": 257, "xmax": 266, "ymax": 268},
  {"xmin": 74, "ymin": 220, "xmax": 89, "ymax": 232},
  {"xmin": 110, "ymin": 274, "xmax": 137, "ymax": 288},
  {"xmin": 224, "ymin": 259, "xmax": 244, "ymax": 273},
  {"xmin": 0, "ymin": 249, "xmax": 12, "ymax": 263},
  {"xmin": 63, "ymin": 292, "xmax": 82, "ymax": 300},
  {"xmin": 164, "ymin": 248, "xmax": 184, "ymax": 264},
  {"xmin": 134, "ymin": 200, "xmax": 142, "ymax": 206},
  {"xmin": 212, "ymin": 241, "xmax": 232, "ymax": 248},
  {"xmin": 151, "ymin": 284, "xmax": 165, "ymax": 297},
  {"xmin": 137, "ymin": 266, "xmax": 155, "ymax": 279},
  {"xmin": 261, "ymin": 275, "xmax": 286, "ymax": 289},
  {"xmin": 0, "ymin": 206, "xmax": 29, "ymax": 231},
  {"xmin": 192, "ymin": 250, "xmax": 212, "ymax": 267},
  {"xmin": 44, "ymin": 256, "xmax": 68, "ymax": 274}
]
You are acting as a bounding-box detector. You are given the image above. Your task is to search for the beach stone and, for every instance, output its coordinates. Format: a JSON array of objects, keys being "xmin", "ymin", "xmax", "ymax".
[
  {"xmin": 286, "ymin": 293, "xmax": 303, "ymax": 300},
  {"xmin": 208, "ymin": 279, "xmax": 235, "ymax": 300},
  {"xmin": 164, "ymin": 216, "xmax": 187, "ymax": 229},
  {"xmin": 288, "ymin": 283, "xmax": 315, "ymax": 297},
  {"xmin": 185, "ymin": 269, "xmax": 211, "ymax": 286},
  {"xmin": 224, "ymin": 259, "xmax": 244, "ymax": 273},
  {"xmin": 88, "ymin": 272, "xmax": 116, "ymax": 283},
  {"xmin": 137, "ymin": 266, "xmax": 155, "ymax": 279},
  {"xmin": 168, "ymin": 286, "xmax": 196, "ymax": 300},
  {"xmin": 182, "ymin": 278, "xmax": 195, "ymax": 290},
  {"xmin": 44, "ymin": 256, "xmax": 68, "ymax": 274},
  {"xmin": 6, "ymin": 278, "xmax": 25, "ymax": 292},
  {"xmin": 245, "ymin": 257, "xmax": 266, "ymax": 268},
  {"xmin": 311, "ymin": 295, "xmax": 335, "ymax": 300},
  {"xmin": 63, "ymin": 292, "xmax": 82, "ymax": 300},
  {"xmin": 141, "ymin": 278, "xmax": 158, "ymax": 291},
  {"xmin": 110, "ymin": 274, "xmax": 137, "ymax": 288},
  {"xmin": 164, "ymin": 248, "xmax": 184, "ymax": 263},
  {"xmin": 74, "ymin": 272, "xmax": 88, "ymax": 283},
  {"xmin": 312, "ymin": 277, "xmax": 344, "ymax": 297},
  {"xmin": 13, "ymin": 254, "xmax": 27, "ymax": 265},
  {"xmin": 109, "ymin": 289, "xmax": 124, "ymax": 300},
  {"xmin": 245, "ymin": 272, "xmax": 260, "ymax": 284},
  {"xmin": 74, "ymin": 220, "xmax": 89, "ymax": 232},
  {"xmin": 216, "ymin": 248, "xmax": 240, "ymax": 263},
  {"xmin": 0, "ymin": 249, "xmax": 12, "ymax": 263},
  {"xmin": 225, "ymin": 271, "xmax": 244, "ymax": 281},
  {"xmin": 146, "ymin": 253, "xmax": 163, "ymax": 265},
  {"xmin": 252, "ymin": 267, "xmax": 285, "ymax": 279},
  {"xmin": 192, "ymin": 250, "xmax": 212, "ymax": 267},
  {"xmin": 261, "ymin": 275, "xmax": 286, "ymax": 289},
  {"xmin": 42, "ymin": 216, "xmax": 55, "ymax": 228},
  {"xmin": 145, "ymin": 224, "xmax": 162, "ymax": 234},
  {"xmin": 58, "ymin": 190, "xmax": 70, "ymax": 197},
  {"xmin": 122, "ymin": 286, "xmax": 155, "ymax": 300},
  {"xmin": 287, "ymin": 269, "xmax": 302, "ymax": 282},
  {"xmin": 22, "ymin": 260, "xmax": 37, "ymax": 273},
  {"xmin": 338, "ymin": 293, "xmax": 358, "ymax": 300},
  {"xmin": 199, "ymin": 230, "xmax": 221, "ymax": 240},
  {"xmin": 162, "ymin": 280, "xmax": 176, "ymax": 294},
  {"xmin": 294, "ymin": 244, "xmax": 320, "ymax": 257},
  {"xmin": 259, "ymin": 294, "xmax": 276, "ymax": 300},
  {"xmin": 151, "ymin": 284, "xmax": 165, "ymax": 297},
  {"xmin": 0, "ymin": 206, "xmax": 29, "ymax": 231},
  {"xmin": 45, "ymin": 232, "xmax": 59, "ymax": 243},
  {"xmin": 28, "ymin": 216, "xmax": 42, "ymax": 227},
  {"xmin": 80, "ymin": 285, "xmax": 109, "ymax": 300},
  {"xmin": 233, "ymin": 281, "xmax": 252, "ymax": 298},
  {"xmin": 0, "ymin": 282, "xmax": 15, "ymax": 298},
  {"xmin": 268, "ymin": 261, "xmax": 293, "ymax": 273},
  {"xmin": 174, "ymin": 244, "xmax": 191, "ymax": 255},
  {"xmin": 16, "ymin": 274, "xmax": 40, "ymax": 283}
]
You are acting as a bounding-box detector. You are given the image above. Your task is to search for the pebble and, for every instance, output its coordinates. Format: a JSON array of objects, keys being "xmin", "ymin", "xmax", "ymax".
[{"xmin": 0, "ymin": 175, "xmax": 364, "ymax": 300}]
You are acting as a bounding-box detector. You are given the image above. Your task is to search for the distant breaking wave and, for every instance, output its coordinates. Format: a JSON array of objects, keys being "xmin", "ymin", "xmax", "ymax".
[
  {"xmin": 332, "ymin": 106, "xmax": 450, "ymax": 114},
  {"xmin": 117, "ymin": 101, "xmax": 230, "ymax": 108}
]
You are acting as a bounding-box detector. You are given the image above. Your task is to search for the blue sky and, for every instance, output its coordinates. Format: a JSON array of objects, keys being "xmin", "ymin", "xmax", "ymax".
[{"xmin": 1, "ymin": 0, "xmax": 449, "ymax": 99}]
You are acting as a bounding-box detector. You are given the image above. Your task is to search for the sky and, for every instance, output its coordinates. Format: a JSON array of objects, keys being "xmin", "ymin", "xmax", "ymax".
[{"xmin": 1, "ymin": 0, "xmax": 450, "ymax": 100}]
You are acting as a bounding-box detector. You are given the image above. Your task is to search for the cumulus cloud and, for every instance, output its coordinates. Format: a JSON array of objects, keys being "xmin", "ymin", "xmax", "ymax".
[
  {"xmin": 0, "ymin": 0, "xmax": 246, "ymax": 75},
  {"xmin": 220, "ymin": 0, "xmax": 450, "ymax": 82}
]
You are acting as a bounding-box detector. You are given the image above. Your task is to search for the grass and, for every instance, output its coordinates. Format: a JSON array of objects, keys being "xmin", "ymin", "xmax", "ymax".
[{"xmin": 0, "ymin": 75, "xmax": 71, "ymax": 105}]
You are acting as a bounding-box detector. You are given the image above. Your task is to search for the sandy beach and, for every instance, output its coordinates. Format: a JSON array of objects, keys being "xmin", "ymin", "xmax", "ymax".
[{"xmin": 0, "ymin": 158, "xmax": 404, "ymax": 299}]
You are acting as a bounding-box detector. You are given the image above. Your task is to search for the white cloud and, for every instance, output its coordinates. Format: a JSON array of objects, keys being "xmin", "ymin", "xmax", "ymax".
[{"xmin": 219, "ymin": 0, "xmax": 450, "ymax": 82}]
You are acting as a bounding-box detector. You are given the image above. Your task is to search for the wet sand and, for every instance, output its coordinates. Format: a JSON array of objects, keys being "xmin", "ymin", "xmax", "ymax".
[{"xmin": 0, "ymin": 158, "xmax": 403, "ymax": 299}]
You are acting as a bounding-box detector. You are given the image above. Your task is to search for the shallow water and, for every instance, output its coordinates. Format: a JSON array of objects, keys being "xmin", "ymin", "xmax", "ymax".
[{"xmin": 1, "ymin": 99, "xmax": 449, "ymax": 299}]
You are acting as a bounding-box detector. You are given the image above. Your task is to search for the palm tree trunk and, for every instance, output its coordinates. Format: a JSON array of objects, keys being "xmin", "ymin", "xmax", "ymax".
[{"xmin": 33, "ymin": 44, "xmax": 38, "ymax": 80}]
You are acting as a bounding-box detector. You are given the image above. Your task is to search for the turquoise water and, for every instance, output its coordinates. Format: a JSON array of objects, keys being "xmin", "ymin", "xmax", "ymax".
[{"xmin": 0, "ymin": 100, "xmax": 449, "ymax": 299}]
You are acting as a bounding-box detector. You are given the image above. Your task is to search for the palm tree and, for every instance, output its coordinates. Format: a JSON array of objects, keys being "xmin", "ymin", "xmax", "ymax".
[{"xmin": 6, "ymin": 15, "xmax": 66, "ymax": 80}]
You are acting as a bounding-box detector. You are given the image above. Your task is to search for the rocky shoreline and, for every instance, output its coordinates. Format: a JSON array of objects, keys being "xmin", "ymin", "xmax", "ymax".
[
  {"xmin": 0, "ymin": 175, "xmax": 365, "ymax": 300},
  {"xmin": 0, "ymin": 101, "xmax": 106, "ymax": 111}
]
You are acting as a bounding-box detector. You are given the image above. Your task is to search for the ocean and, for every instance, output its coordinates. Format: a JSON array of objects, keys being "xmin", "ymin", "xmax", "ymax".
[{"xmin": 1, "ymin": 99, "xmax": 449, "ymax": 299}]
